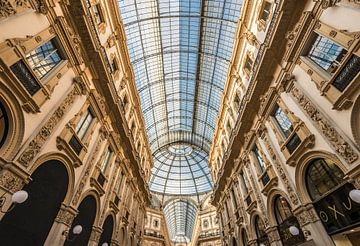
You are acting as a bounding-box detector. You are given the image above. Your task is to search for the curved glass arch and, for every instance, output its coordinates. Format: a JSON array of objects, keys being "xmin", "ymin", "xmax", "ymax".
[
  {"xmin": 149, "ymin": 144, "xmax": 213, "ymax": 196},
  {"xmin": 163, "ymin": 199, "xmax": 198, "ymax": 243}
]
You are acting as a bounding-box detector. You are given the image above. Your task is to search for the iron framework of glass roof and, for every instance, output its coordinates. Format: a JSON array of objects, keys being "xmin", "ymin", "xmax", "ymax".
[
  {"xmin": 117, "ymin": 0, "xmax": 243, "ymax": 242},
  {"xmin": 149, "ymin": 143, "xmax": 212, "ymax": 196}
]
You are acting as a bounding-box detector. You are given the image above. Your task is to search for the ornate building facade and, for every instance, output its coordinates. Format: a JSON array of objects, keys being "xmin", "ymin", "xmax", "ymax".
[
  {"xmin": 0, "ymin": 0, "xmax": 359, "ymax": 246},
  {"xmin": 0, "ymin": 0, "xmax": 153, "ymax": 245},
  {"xmin": 210, "ymin": 1, "xmax": 360, "ymax": 246}
]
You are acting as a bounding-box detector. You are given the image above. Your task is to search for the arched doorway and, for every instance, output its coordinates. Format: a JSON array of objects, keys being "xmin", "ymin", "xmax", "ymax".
[
  {"xmin": 273, "ymin": 195, "xmax": 305, "ymax": 245},
  {"xmin": 99, "ymin": 215, "xmax": 114, "ymax": 245},
  {"xmin": 65, "ymin": 195, "xmax": 97, "ymax": 246},
  {"xmin": 305, "ymin": 158, "xmax": 360, "ymax": 240},
  {"xmin": 241, "ymin": 229, "xmax": 248, "ymax": 246},
  {"xmin": 232, "ymin": 237, "xmax": 238, "ymax": 246},
  {"xmin": 254, "ymin": 215, "xmax": 270, "ymax": 246},
  {"xmin": 0, "ymin": 160, "xmax": 69, "ymax": 245},
  {"xmin": 0, "ymin": 100, "xmax": 9, "ymax": 149}
]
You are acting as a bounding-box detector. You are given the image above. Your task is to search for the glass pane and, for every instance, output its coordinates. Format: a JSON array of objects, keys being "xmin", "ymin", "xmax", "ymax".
[
  {"xmin": 305, "ymin": 158, "xmax": 345, "ymax": 200},
  {"xmin": 26, "ymin": 39, "xmax": 62, "ymax": 79},
  {"xmin": 253, "ymin": 146, "xmax": 266, "ymax": 172},
  {"xmin": 273, "ymin": 105, "xmax": 293, "ymax": 138},
  {"xmin": 307, "ymin": 33, "xmax": 347, "ymax": 73},
  {"xmin": 274, "ymin": 196, "xmax": 293, "ymax": 224},
  {"xmin": 76, "ymin": 109, "xmax": 94, "ymax": 139}
]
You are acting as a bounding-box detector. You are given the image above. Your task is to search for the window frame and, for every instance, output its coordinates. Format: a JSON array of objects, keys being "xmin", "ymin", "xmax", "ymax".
[
  {"xmin": 257, "ymin": 0, "xmax": 273, "ymax": 31},
  {"xmin": 299, "ymin": 21, "xmax": 360, "ymax": 110}
]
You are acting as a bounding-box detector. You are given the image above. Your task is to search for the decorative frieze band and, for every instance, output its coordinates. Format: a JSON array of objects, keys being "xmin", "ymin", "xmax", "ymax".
[
  {"xmin": 290, "ymin": 85, "xmax": 358, "ymax": 164},
  {"xmin": 0, "ymin": 0, "xmax": 48, "ymax": 20},
  {"xmin": 18, "ymin": 86, "xmax": 80, "ymax": 167}
]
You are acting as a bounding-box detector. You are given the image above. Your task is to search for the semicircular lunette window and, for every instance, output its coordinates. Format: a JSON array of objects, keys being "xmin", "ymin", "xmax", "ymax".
[{"xmin": 149, "ymin": 144, "xmax": 213, "ymax": 197}]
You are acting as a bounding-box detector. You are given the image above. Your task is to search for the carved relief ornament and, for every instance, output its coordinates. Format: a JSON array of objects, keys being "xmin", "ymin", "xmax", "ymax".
[
  {"xmin": 18, "ymin": 87, "xmax": 80, "ymax": 167},
  {"xmin": 290, "ymin": 85, "xmax": 358, "ymax": 164}
]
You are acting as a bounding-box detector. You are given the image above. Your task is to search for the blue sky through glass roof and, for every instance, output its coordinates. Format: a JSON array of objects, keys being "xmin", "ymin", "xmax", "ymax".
[{"xmin": 117, "ymin": 0, "xmax": 242, "ymax": 242}]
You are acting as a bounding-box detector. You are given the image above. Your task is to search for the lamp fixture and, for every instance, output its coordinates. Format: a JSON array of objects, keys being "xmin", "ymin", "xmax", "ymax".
[
  {"xmin": 349, "ymin": 189, "xmax": 360, "ymax": 204},
  {"xmin": 0, "ymin": 190, "xmax": 28, "ymax": 214},
  {"xmin": 102, "ymin": 243, "xmax": 109, "ymax": 246},
  {"xmin": 289, "ymin": 225, "xmax": 300, "ymax": 236},
  {"xmin": 62, "ymin": 225, "xmax": 83, "ymax": 241}
]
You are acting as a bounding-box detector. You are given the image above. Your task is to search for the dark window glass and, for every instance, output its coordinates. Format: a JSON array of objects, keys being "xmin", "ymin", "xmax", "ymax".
[
  {"xmin": 69, "ymin": 135, "xmax": 82, "ymax": 155},
  {"xmin": 261, "ymin": 1, "xmax": 272, "ymax": 21},
  {"xmin": 241, "ymin": 229, "xmax": 248, "ymax": 246},
  {"xmin": 286, "ymin": 133, "xmax": 301, "ymax": 154},
  {"xmin": 10, "ymin": 60, "xmax": 41, "ymax": 95},
  {"xmin": 307, "ymin": 33, "xmax": 347, "ymax": 74},
  {"xmin": 332, "ymin": 54, "xmax": 360, "ymax": 92},
  {"xmin": 0, "ymin": 101, "xmax": 9, "ymax": 149},
  {"xmin": 305, "ymin": 158, "xmax": 345, "ymax": 201},
  {"xmin": 26, "ymin": 39, "xmax": 63, "ymax": 79}
]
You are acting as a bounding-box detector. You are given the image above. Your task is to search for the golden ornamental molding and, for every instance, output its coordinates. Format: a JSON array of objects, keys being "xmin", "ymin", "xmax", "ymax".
[
  {"xmin": 262, "ymin": 133, "xmax": 300, "ymax": 206},
  {"xmin": 72, "ymin": 134, "xmax": 104, "ymax": 206},
  {"xmin": 55, "ymin": 204, "xmax": 77, "ymax": 227},
  {"xmin": 17, "ymin": 86, "xmax": 80, "ymax": 167},
  {"xmin": 0, "ymin": 0, "xmax": 47, "ymax": 19},
  {"xmin": 0, "ymin": 169, "xmax": 24, "ymax": 193},
  {"xmin": 290, "ymin": 85, "xmax": 359, "ymax": 164}
]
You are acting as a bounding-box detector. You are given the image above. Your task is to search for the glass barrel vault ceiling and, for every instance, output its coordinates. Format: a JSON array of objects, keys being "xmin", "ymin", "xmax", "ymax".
[
  {"xmin": 117, "ymin": 0, "xmax": 242, "ymax": 242},
  {"xmin": 117, "ymin": 0, "xmax": 243, "ymax": 196}
]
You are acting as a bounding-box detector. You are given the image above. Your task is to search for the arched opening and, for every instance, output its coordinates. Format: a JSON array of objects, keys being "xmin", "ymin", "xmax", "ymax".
[
  {"xmin": 273, "ymin": 195, "xmax": 305, "ymax": 245},
  {"xmin": 241, "ymin": 229, "xmax": 248, "ymax": 246},
  {"xmin": 65, "ymin": 195, "xmax": 97, "ymax": 246},
  {"xmin": 305, "ymin": 158, "xmax": 360, "ymax": 240},
  {"xmin": 99, "ymin": 215, "xmax": 114, "ymax": 245},
  {"xmin": 305, "ymin": 158, "xmax": 344, "ymax": 201},
  {"xmin": 0, "ymin": 99, "xmax": 9, "ymax": 149},
  {"xmin": 254, "ymin": 215, "xmax": 269, "ymax": 246},
  {"xmin": 0, "ymin": 160, "xmax": 68, "ymax": 245},
  {"xmin": 232, "ymin": 237, "xmax": 238, "ymax": 246}
]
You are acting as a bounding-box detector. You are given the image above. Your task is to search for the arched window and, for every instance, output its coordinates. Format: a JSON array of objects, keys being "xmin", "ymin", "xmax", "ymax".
[
  {"xmin": 304, "ymin": 158, "xmax": 360, "ymax": 235},
  {"xmin": 254, "ymin": 216, "xmax": 269, "ymax": 246},
  {"xmin": 241, "ymin": 229, "xmax": 248, "ymax": 246},
  {"xmin": 305, "ymin": 158, "xmax": 344, "ymax": 201},
  {"xmin": 274, "ymin": 196, "xmax": 292, "ymax": 224},
  {"xmin": 274, "ymin": 195, "xmax": 305, "ymax": 246},
  {"xmin": 0, "ymin": 100, "xmax": 9, "ymax": 149}
]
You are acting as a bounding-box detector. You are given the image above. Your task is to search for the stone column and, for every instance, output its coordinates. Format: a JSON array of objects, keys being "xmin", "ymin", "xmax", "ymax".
[
  {"xmin": 295, "ymin": 206, "xmax": 335, "ymax": 246},
  {"xmin": 88, "ymin": 226, "xmax": 103, "ymax": 246},
  {"xmin": 44, "ymin": 204, "xmax": 77, "ymax": 246},
  {"xmin": 266, "ymin": 226, "xmax": 282, "ymax": 246}
]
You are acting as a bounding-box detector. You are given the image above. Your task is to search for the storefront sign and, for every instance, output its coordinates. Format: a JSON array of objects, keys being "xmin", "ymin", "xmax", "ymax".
[{"xmin": 313, "ymin": 183, "xmax": 360, "ymax": 234}]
